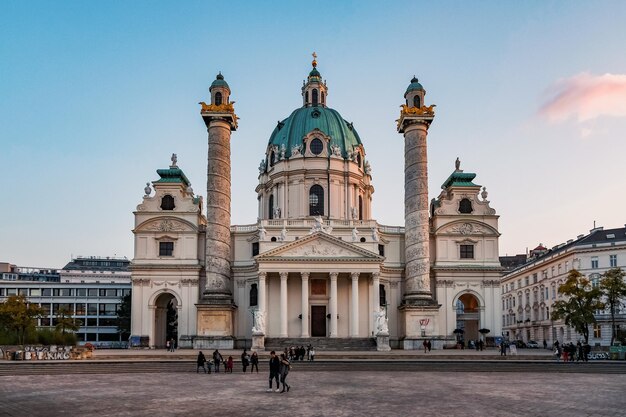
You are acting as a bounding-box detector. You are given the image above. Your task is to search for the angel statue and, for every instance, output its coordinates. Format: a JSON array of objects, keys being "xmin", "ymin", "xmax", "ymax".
[
  {"xmin": 252, "ymin": 310, "xmax": 265, "ymax": 334},
  {"xmin": 375, "ymin": 309, "xmax": 389, "ymax": 334}
]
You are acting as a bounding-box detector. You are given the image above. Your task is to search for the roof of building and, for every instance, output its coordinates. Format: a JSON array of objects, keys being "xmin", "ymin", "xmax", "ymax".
[
  {"xmin": 267, "ymin": 106, "xmax": 363, "ymax": 159},
  {"xmin": 405, "ymin": 76, "xmax": 424, "ymax": 96},
  {"xmin": 505, "ymin": 226, "xmax": 626, "ymax": 275},
  {"xmin": 154, "ymin": 167, "xmax": 191, "ymax": 187},
  {"xmin": 441, "ymin": 170, "xmax": 479, "ymax": 189},
  {"xmin": 61, "ymin": 257, "xmax": 130, "ymax": 272},
  {"xmin": 210, "ymin": 72, "xmax": 230, "ymax": 92}
]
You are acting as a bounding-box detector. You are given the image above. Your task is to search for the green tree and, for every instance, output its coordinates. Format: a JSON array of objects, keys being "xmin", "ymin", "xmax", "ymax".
[
  {"xmin": 0, "ymin": 295, "xmax": 44, "ymax": 346},
  {"xmin": 599, "ymin": 267, "xmax": 626, "ymax": 346},
  {"xmin": 55, "ymin": 306, "xmax": 81, "ymax": 335},
  {"xmin": 551, "ymin": 269, "xmax": 604, "ymax": 343},
  {"xmin": 116, "ymin": 292, "xmax": 132, "ymax": 340}
]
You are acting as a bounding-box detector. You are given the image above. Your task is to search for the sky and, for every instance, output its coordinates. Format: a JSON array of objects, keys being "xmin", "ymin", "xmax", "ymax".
[{"xmin": 2, "ymin": 1, "xmax": 626, "ymax": 268}]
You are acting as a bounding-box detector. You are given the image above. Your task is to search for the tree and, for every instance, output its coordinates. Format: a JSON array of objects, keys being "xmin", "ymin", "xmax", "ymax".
[
  {"xmin": 0, "ymin": 295, "xmax": 44, "ymax": 346},
  {"xmin": 117, "ymin": 292, "xmax": 132, "ymax": 340},
  {"xmin": 551, "ymin": 269, "xmax": 604, "ymax": 343},
  {"xmin": 55, "ymin": 306, "xmax": 81, "ymax": 335},
  {"xmin": 599, "ymin": 267, "xmax": 626, "ymax": 346}
]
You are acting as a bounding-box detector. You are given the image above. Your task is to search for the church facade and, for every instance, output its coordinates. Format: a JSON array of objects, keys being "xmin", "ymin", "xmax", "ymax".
[{"xmin": 130, "ymin": 57, "xmax": 503, "ymax": 349}]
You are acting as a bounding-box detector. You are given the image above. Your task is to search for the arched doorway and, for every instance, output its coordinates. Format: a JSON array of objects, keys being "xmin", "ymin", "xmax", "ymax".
[
  {"xmin": 456, "ymin": 293, "xmax": 480, "ymax": 343},
  {"xmin": 154, "ymin": 292, "xmax": 178, "ymax": 348}
]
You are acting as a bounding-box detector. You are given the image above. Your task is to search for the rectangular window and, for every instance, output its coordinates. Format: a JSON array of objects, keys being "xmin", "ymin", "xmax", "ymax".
[
  {"xmin": 85, "ymin": 318, "xmax": 98, "ymax": 327},
  {"xmin": 159, "ymin": 242, "xmax": 174, "ymax": 257},
  {"xmin": 18, "ymin": 288, "xmax": 27, "ymax": 296},
  {"xmin": 40, "ymin": 317, "xmax": 52, "ymax": 326},
  {"xmin": 40, "ymin": 303, "xmax": 51, "ymax": 315},
  {"xmin": 517, "ymin": 279, "xmax": 522, "ymax": 289},
  {"xmin": 99, "ymin": 318, "xmax": 118, "ymax": 327},
  {"xmin": 378, "ymin": 244, "xmax": 385, "ymax": 256},
  {"xmin": 6, "ymin": 288, "xmax": 17, "ymax": 296},
  {"xmin": 87, "ymin": 303, "xmax": 98, "ymax": 315},
  {"xmin": 85, "ymin": 332, "xmax": 98, "ymax": 341},
  {"xmin": 545, "ymin": 288, "xmax": 549, "ymax": 300},
  {"xmin": 591, "ymin": 257, "xmax": 599, "ymax": 269},
  {"xmin": 75, "ymin": 303, "xmax": 86, "ymax": 315},
  {"xmin": 99, "ymin": 304, "xmax": 117, "ymax": 316},
  {"xmin": 552, "ymin": 287, "xmax": 556, "ymax": 299},
  {"xmin": 252, "ymin": 242, "xmax": 259, "ymax": 257},
  {"xmin": 41, "ymin": 288, "xmax": 52, "ymax": 296},
  {"xmin": 610, "ymin": 255, "xmax": 617, "ymax": 268},
  {"xmin": 88, "ymin": 289, "xmax": 98, "ymax": 297},
  {"xmin": 460, "ymin": 245, "xmax": 474, "ymax": 259},
  {"xmin": 0, "ymin": 288, "xmax": 4, "ymax": 296},
  {"xmin": 29, "ymin": 289, "xmax": 41, "ymax": 297},
  {"xmin": 533, "ymin": 273, "xmax": 538, "ymax": 284},
  {"xmin": 525, "ymin": 277, "xmax": 529, "ymax": 286},
  {"xmin": 76, "ymin": 288, "xmax": 87, "ymax": 297},
  {"xmin": 593, "ymin": 324, "xmax": 601, "ymax": 338}
]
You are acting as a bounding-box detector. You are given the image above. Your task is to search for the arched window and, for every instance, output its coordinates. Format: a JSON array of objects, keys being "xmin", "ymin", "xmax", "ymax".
[
  {"xmin": 270, "ymin": 151, "xmax": 275, "ymax": 167},
  {"xmin": 268, "ymin": 195, "xmax": 274, "ymax": 219},
  {"xmin": 309, "ymin": 185, "xmax": 324, "ymax": 216},
  {"xmin": 215, "ymin": 92, "xmax": 223, "ymax": 106},
  {"xmin": 413, "ymin": 95, "xmax": 421, "ymax": 108},
  {"xmin": 309, "ymin": 138, "xmax": 323, "ymax": 155},
  {"xmin": 356, "ymin": 153, "xmax": 361, "ymax": 167},
  {"xmin": 312, "ymin": 89, "xmax": 319, "ymax": 106},
  {"xmin": 358, "ymin": 196, "xmax": 363, "ymax": 220},
  {"xmin": 379, "ymin": 284, "xmax": 386, "ymax": 307},
  {"xmin": 249, "ymin": 284, "xmax": 258, "ymax": 307},
  {"xmin": 160, "ymin": 195, "xmax": 175, "ymax": 210},
  {"xmin": 321, "ymin": 91, "xmax": 325, "ymax": 105},
  {"xmin": 459, "ymin": 198, "xmax": 473, "ymax": 214}
]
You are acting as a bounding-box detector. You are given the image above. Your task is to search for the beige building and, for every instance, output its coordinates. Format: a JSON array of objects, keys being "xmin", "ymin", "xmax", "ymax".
[
  {"xmin": 130, "ymin": 59, "xmax": 503, "ymax": 349},
  {"xmin": 501, "ymin": 225, "xmax": 626, "ymax": 347}
]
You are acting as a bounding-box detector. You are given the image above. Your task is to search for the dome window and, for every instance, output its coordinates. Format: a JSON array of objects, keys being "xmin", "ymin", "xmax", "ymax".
[
  {"xmin": 309, "ymin": 185, "xmax": 324, "ymax": 216},
  {"xmin": 215, "ymin": 92, "xmax": 223, "ymax": 106},
  {"xmin": 160, "ymin": 195, "xmax": 175, "ymax": 210},
  {"xmin": 459, "ymin": 198, "xmax": 473, "ymax": 214},
  {"xmin": 312, "ymin": 89, "xmax": 319, "ymax": 106},
  {"xmin": 310, "ymin": 138, "xmax": 323, "ymax": 155},
  {"xmin": 413, "ymin": 95, "xmax": 421, "ymax": 108}
]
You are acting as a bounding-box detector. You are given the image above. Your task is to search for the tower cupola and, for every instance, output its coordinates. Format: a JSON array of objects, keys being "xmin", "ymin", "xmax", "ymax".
[
  {"xmin": 209, "ymin": 72, "xmax": 231, "ymax": 106},
  {"xmin": 302, "ymin": 52, "xmax": 328, "ymax": 108},
  {"xmin": 404, "ymin": 76, "xmax": 426, "ymax": 109}
]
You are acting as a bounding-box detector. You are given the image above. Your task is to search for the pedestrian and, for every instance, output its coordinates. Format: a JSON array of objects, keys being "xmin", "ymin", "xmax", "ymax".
[
  {"xmin": 423, "ymin": 339, "xmax": 428, "ymax": 353},
  {"xmin": 166, "ymin": 339, "xmax": 170, "ymax": 351},
  {"xmin": 241, "ymin": 349, "xmax": 250, "ymax": 373},
  {"xmin": 310, "ymin": 347, "xmax": 316, "ymax": 361},
  {"xmin": 555, "ymin": 345, "xmax": 562, "ymax": 362},
  {"xmin": 251, "ymin": 351, "xmax": 259, "ymax": 373},
  {"xmin": 279, "ymin": 353, "xmax": 291, "ymax": 393},
  {"xmin": 500, "ymin": 342, "xmax": 506, "ymax": 356},
  {"xmin": 307, "ymin": 344, "xmax": 312, "ymax": 361},
  {"xmin": 562, "ymin": 345, "xmax": 569, "ymax": 362},
  {"xmin": 226, "ymin": 356, "xmax": 234, "ymax": 373},
  {"xmin": 543, "ymin": 340, "xmax": 548, "ymax": 350},
  {"xmin": 427, "ymin": 340, "xmax": 432, "ymax": 352},
  {"xmin": 576, "ymin": 342, "xmax": 583, "ymax": 362},
  {"xmin": 197, "ymin": 351, "xmax": 207, "ymax": 373},
  {"xmin": 583, "ymin": 342, "xmax": 591, "ymax": 362},
  {"xmin": 213, "ymin": 349, "xmax": 223, "ymax": 373},
  {"xmin": 267, "ymin": 351, "xmax": 281, "ymax": 392},
  {"xmin": 170, "ymin": 338, "xmax": 176, "ymax": 352}
]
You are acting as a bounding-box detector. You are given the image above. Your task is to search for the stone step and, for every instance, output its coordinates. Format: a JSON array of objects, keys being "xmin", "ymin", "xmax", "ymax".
[{"xmin": 264, "ymin": 337, "xmax": 377, "ymax": 351}]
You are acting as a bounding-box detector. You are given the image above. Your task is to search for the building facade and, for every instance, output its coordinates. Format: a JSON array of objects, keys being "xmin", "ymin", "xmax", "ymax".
[
  {"xmin": 0, "ymin": 257, "xmax": 131, "ymax": 346},
  {"xmin": 131, "ymin": 58, "xmax": 503, "ymax": 349},
  {"xmin": 501, "ymin": 226, "xmax": 626, "ymax": 347}
]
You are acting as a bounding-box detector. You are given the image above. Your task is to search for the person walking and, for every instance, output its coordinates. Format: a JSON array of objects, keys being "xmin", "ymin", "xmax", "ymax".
[
  {"xmin": 423, "ymin": 340, "xmax": 428, "ymax": 353},
  {"xmin": 279, "ymin": 353, "xmax": 291, "ymax": 393},
  {"xmin": 241, "ymin": 349, "xmax": 250, "ymax": 373},
  {"xmin": 213, "ymin": 349, "xmax": 223, "ymax": 373},
  {"xmin": 267, "ymin": 351, "xmax": 281, "ymax": 392},
  {"xmin": 310, "ymin": 347, "xmax": 316, "ymax": 361},
  {"xmin": 307, "ymin": 344, "xmax": 312, "ymax": 361},
  {"xmin": 251, "ymin": 351, "xmax": 259, "ymax": 373},
  {"xmin": 500, "ymin": 342, "xmax": 506, "ymax": 356},
  {"xmin": 226, "ymin": 356, "xmax": 234, "ymax": 373},
  {"xmin": 427, "ymin": 340, "xmax": 432, "ymax": 352},
  {"xmin": 197, "ymin": 351, "xmax": 207, "ymax": 373}
]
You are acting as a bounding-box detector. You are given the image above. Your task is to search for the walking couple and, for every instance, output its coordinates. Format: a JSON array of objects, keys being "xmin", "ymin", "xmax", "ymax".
[{"xmin": 267, "ymin": 350, "xmax": 291, "ymax": 393}]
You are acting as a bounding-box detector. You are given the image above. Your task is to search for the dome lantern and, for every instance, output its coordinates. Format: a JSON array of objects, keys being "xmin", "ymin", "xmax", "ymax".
[{"xmin": 302, "ymin": 52, "xmax": 328, "ymax": 108}]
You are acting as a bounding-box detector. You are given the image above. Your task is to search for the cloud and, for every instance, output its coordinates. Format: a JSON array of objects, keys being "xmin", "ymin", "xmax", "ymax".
[{"xmin": 539, "ymin": 73, "xmax": 626, "ymax": 123}]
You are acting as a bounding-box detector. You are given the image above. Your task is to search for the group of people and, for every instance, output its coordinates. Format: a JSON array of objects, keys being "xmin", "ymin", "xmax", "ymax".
[
  {"xmin": 196, "ymin": 349, "xmax": 262, "ymax": 374},
  {"xmin": 286, "ymin": 345, "xmax": 315, "ymax": 361},
  {"xmin": 422, "ymin": 340, "xmax": 432, "ymax": 353},
  {"xmin": 554, "ymin": 340, "xmax": 591, "ymax": 362},
  {"xmin": 267, "ymin": 350, "xmax": 292, "ymax": 393},
  {"xmin": 165, "ymin": 338, "xmax": 176, "ymax": 352}
]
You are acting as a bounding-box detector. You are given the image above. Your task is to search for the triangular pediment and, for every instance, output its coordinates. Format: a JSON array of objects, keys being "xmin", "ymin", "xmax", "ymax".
[{"xmin": 256, "ymin": 232, "xmax": 383, "ymax": 262}]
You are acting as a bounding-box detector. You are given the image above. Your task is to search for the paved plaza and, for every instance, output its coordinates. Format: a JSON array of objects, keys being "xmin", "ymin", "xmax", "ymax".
[{"xmin": 1, "ymin": 370, "xmax": 624, "ymax": 417}]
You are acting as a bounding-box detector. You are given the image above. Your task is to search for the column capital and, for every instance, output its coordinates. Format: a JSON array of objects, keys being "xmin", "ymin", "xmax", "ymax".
[
  {"xmin": 279, "ymin": 272, "xmax": 288, "ymax": 280},
  {"xmin": 372, "ymin": 271, "xmax": 380, "ymax": 280},
  {"xmin": 301, "ymin": 272, "xmax": 310, "ymax": 280},
  {"xmin": 351, "ymin": 272, "xmax": 360, "ymax": 281},
  {"xmin": 258, "ymin": 271, "xmax": 267, "ymax": 280},
  {"xmin": 329, "ymin": 272, "xmax": 339, "ymax": 280}
]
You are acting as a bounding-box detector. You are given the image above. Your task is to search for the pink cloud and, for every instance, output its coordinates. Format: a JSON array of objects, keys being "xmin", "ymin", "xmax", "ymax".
[{"xmin": 539, "ymin": 73, "xmax": 626, "ymax": 122}]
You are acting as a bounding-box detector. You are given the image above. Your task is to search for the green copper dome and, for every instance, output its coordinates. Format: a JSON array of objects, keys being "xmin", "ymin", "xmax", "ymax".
[
  {"xmin": 210, "ymin": 73, "xmax": 230, "ymax": 92},
  {"xmin": 404, "ymin": 76, "xmax": 424, "ymax": 96},
  {"xmin": 268, "ymin": 106, "xmax": 362, "ymax": 159}
]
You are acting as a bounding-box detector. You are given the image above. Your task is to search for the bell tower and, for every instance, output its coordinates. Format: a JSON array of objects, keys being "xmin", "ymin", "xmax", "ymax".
[
  {"xmin": 196, "ymin": 73, "xmax": 238, "ymax": 348},
  {"xmin": 302, "ymin": 52, "xmax": 328, "ymax": 108},
  {"xmin": 397, "ymin": 76, "xmax": 440, "ymax": 349}
]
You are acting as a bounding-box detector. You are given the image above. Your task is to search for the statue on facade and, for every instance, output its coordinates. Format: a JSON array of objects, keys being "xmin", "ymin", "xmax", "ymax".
[
  {"xmin": 331, "ymin": 144, "xmax": 342, "ymax": 157},
  {"xmin": 144, "ymin": 182, "xmax": 152, "ymax": 197},
  {"xmin": 258, "ymin": 159, "xmax": 266, "ymax": 174},
  {"xmin": 279, "ymin": 227, "xmax": 287, "ymax": 241},
  {"xmin": 273, "ymin": 207, "xmax": 281, "ymax": 219},
  {"xmin": 171, "ymin": 153, "xmax": 178, "ymax": 167},
  {"xmin": 371, "ymin": 227, "xmax": 380, "ymax": 242},
  {"xmin": 310, "ymin": 215, "xmax": 324, "ymax": 233},
  {"xmin": 291, "ymin": 144, "xmax": 302, "ymax": 156},
  {"xmin": 186, "ymin": 184, "xmax": 194, "ymax": 195},
  {"xmin": 481, "ymin": 186, "xmax": 488, "ymax": 201},
  {"xmin": 455, "ymin": 157, "xmax": 461, "ymax": 171},
  {"xmin": 351, "ymin": 227, "xmax": 359, "ymax": 242},
  {"xmin": 351, "ymin": 207, "xmax": 358, "ymax": 220},
  {"xmin": 279, "ymin": 144, "xmax": 286, "ymax": 160},
  {"xmin": 258, "ymin": 225, "xmax": 267, "ymax": 241},
  {"xmin": 364, "ymin": 160, "xmax": 372, "ymax": 175},
  {"xmin": 375, "ymin": 309, "xmax": 388, "ymax": 334},
  {"xmin": 252, "ymin": 310, "xmax": 265, "ymax": 334}
]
